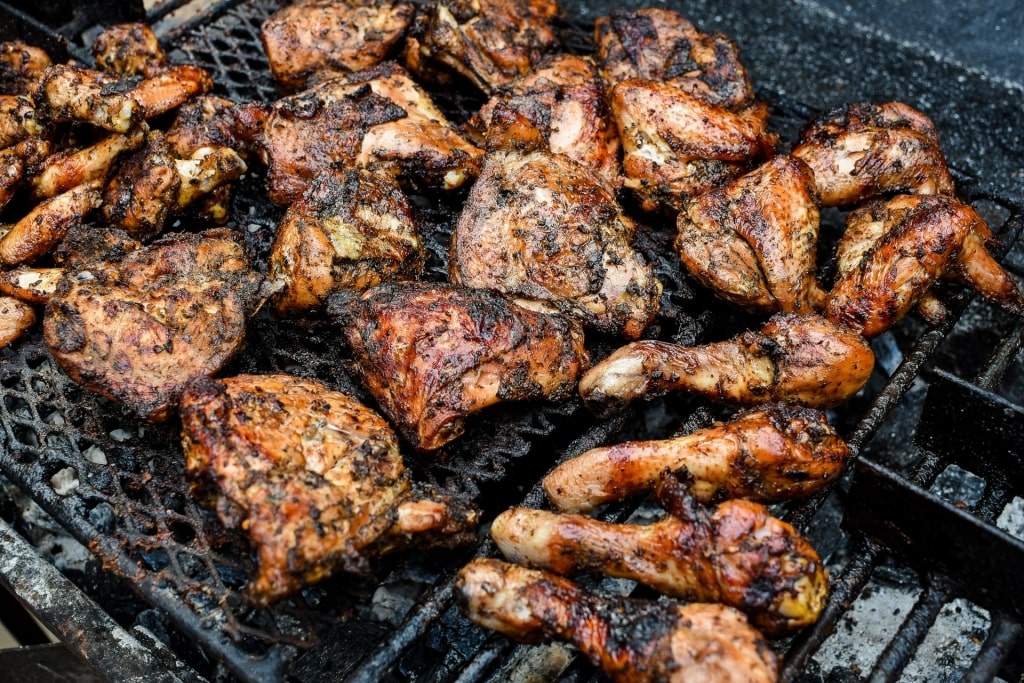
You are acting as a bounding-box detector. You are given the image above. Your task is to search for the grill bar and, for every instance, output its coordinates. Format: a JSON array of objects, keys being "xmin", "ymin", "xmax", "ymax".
[
  {"xmin": 866, "ymin": 579, "xmax": 952, "ymax": 683},
  {"xmin": 962, "ymin": 617, "xmax": 1023, "ymax": 683}
]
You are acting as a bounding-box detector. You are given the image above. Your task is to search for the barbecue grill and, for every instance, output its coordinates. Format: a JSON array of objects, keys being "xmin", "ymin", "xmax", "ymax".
[{"xmin": 2, "ymin": 0, "xmax": 1024, "ymax": 681}]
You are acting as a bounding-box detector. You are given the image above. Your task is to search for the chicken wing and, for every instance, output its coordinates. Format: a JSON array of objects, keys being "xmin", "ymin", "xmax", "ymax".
[
  {"xmin": 457, "ymin": 558, "xmax": 778, "ymax": 683},
  {"xmin": 331, "ymin": 282, "xmax": 589, "ymax": 451},
  {"xmin": 0, "ymin": 41, "xmax": 52, "ymax": 95},
  {"xmin": 0, "ymin": 267, "xmax": 61, "ymax": 304},
  {"xmin": 34, "ymin": 64, "xmax": 142, "ymax": 133},
  {"xmin": 449, "ymin": 151, "xmax": 661, "ymax": 340},
  {"xmin": 0, "ymin": 296, "xmax": 35, "ymax": 349},
  {"xmin": 30, "ymin": 126, "xmax": 145, "ymax": 200},
  {"xmin": 92, "ymin": 23, "xmax": 167, "ymax": 78},
  {"xmin": 0, "ymin": 137, "xmax": 51, "ymax": 211},
  {"xmin": 579, "ymin": 313, "xmax": 875, "ymax": 416},
  {"xmin": 0, "ymin": 95, "xmax": 43, "ymax": 148},
  {"xmin": 181, "ymin": 373, "xmax": 477, "ymax": 604},
  {"xmin": 0, "ymin": 181, "xmax": 103, "ymax": 267}
]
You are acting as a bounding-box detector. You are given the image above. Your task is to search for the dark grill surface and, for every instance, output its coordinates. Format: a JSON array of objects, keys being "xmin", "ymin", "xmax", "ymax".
[{"xmin": 1, "ymin": 1, "xmax": 1024, "ymax": 682}]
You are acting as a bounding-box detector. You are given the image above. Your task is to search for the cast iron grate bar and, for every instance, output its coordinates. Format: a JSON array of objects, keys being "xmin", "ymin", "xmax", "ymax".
[
  {"xmin": 866, "ymin": 578, "xmax": 953, "ymax": 683},
  {"xmin": 962, "ymin": 617, "xmax": 1023, "ymax": 683}
]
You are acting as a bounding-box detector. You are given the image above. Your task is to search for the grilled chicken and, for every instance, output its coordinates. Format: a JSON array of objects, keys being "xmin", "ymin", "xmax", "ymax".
[
  {"xmin": 0, "ymin": 95, "xmax": 43, "ymax": 148},
  {"xmin": 544, "ymin": 403, "xmax": 850, "ymax": 513},
  {"xmin": 261, "ymin": 0, "xmax": 414, "ymax": 91},
  {"xmin": 457, "ymin": 558, "xmax": 778, "ymax": 683},
  {"xmin": 827, "ymin": 194, "xmax": 1024, "ymax": 337},
  {"xmin": 675, "ymin": 155, "xmax": 825, "ymax": 313},
  {"xmin": 466, "ymin": 54, "xmax": 621, "ymax": 187},
  {"xmin": 0, "ymin": 41, "xmax": 52, "ymax": 95},
  {"xmin": 92, "ymin": 23, "xmax": 167, "ymax": 78},
  {"xmin": 0, "ymin": 267, "xmax": 62, "ymax": 304},
  {"xmin": 261, "ymin": 62, "xmax": 482, "ymax": 204},
  {"xmin": 181, "ymin": 373, "xmax": 477, "ymax": 604},
  {"xmin": 580, "ymin": 313, "xmax": 875, "ymax": 416},
  {"xmin": 791, "ymin": 101, "xmax": 955, "ymax": 207},
  {"xmin": 43, "ymin": 228, "xmax": 265, "ymax": 422},
  {"xmin": 30, "ymin": 126, "xmax": 146, "ymax": 200},
  {"xmin": 493, "ymin": 474, "xmax": 827, "ymax": 635},
  {"xmin": 0, "ymin": 181, "xmax": 103, "ymax": 267},
  {"xmin": 0, "ymin": 137, "xmax": 51, "ymax": 211},
  {"xmin": 406, "ymin": 0, "xmax": 558, "ymax": 93},
  {"xmin": 125, "ymin": 64, "xmax": 213, "ymax": 119},
  {"xmin": 269, "ymin": 167, "xmax": 424, "ymax": 317},
  {"xmin": 34, "ymin": 64, "xmax": 142, "ymax": 133},
  {"xmin": 165, "ymin": 96, "xmax": 249, "ymax": 158},
  {"xmin": 449, "ymin": 151, "xmax": 661, "ymax": 340},
  {"xmin": 0, "ymin": 296, "xmax": 35, "ymax": 349},
  {"xmin": 332, "ymin": 282, "xmax": 589, "ymax": 451}
]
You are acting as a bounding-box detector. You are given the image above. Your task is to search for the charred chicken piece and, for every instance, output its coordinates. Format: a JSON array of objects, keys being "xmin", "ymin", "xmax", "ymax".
[
  {"xmin": 124, "ymin": 64, "xmax": 213, "ymax": 119},
  {"xmin": 0, "ymin": 95, "xmax": 43, "ymax": 148},
  {"xmin": 827, "ymin": 194, "xmax": 1024, "ymax": 337},
  {"xmin": 675, "ymin": 155, "xmax": 826, "ymax": 313},
  {"xmin": 34, "ymin": 64, "xmax": 142, "ymax": 133},
  {"xmin": 269, "ymin": 168, "xmax": 424, "ymax": 317},
  {"xmin": 54, "ymin": 225, "xmax": 141, "ymax": 273},
  {"xmin": 43, "ymin": 228, "xmax": 265, "ymax": 422},
  {"xmin": 0, "ymin": 137, "xmax": 51, "ymax": 211},
  {"xmin": 580, "ymin": 313, "xmax": 875, "ymax": 416},
  {"xmin": 457, "ymin": 558, "xmax": 778, "ymax": 683},
  {"xmin": 406, "ymin": 0, "xmax": 558, "ymax": 93},
  {"xmin": 791, "ymin": 101, "xmax": 955, "ymax": 207},
  {"xmin": 0, "ymin": 267, "xmax": 62, "ymax": 304},
  {"xmin": 31, "ymin": 126, "xmax": 146, "ymax": 200},
  {"xmin": 165, "ymin": 96, "xmax": 252, "ymax": 159},
  {"xmin": 466, "ymin": 54, "xmax": 621, "ymax": 187},
  {"xmin": 0, "ymin": 296, "xmax": 35, "ymax": 349},
  {"xmin": 494, "ymin": 475, "xmax": 827, "ymax": 636},
  {"xmin": 181, "ymin": 373, "xmax": 477, "ymax": 604},
  {"xmin": 0, "ymin": 182, "xmax": 103, "ymax": 267},
  {"xmin": 261, "ymin": 0, "xmax": 414, "ymax": 91},
  {"xmin": 450, "ymin": 151, "xmax": 661, "ymax": 340},
  {"xmin": 544, "ymin": 403, "xmax": 850, "ymax": 513},
  {"xmin": 0, "ymin": 41, "xmax": 52, "ymax": 95},
  {"xmin": 332, "ymin": 282, "xmax": 589, "ymax": 451},
  {"xmin": 92, "ymin": 23, "xmax": 167, "ymax": 78},
  {"xmin": 261, "ymin": 62, "xmax": 482, "ymax": 204}
]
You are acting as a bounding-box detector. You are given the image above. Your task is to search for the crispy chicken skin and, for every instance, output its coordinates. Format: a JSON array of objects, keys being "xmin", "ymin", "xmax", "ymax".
[
  {"xmin": 43, "ymin": 229, "xmax": 265, "ymax": 422},
  {"xmin": 580, "ymin": 313, "xmax": 875, "ymax": 416},
  {"xmin": 406, "ymin": 0, "xmax": 558, "ymax": 93},
  {"xmin": 791, "ymin": 101, "xmax": 955, "ymax": 207},
  {"xmin": 457, "ymin": 559, "xmax": 778, "ymax": 683},
  {"xmin": 0, "ymin": 181, "xmax": 103, "ymax": 267},
  {"xmin": 92, "ymin": 23, "xmax": 167, "ymax": 78},
  {"xmin": 466, "ymin": 54, "xmax": 621, "ymax": 187},
  {"xmin": 180, "ymin": 373, "xmax": 477, "ymax": 604},
  {"xmin": 494, "ymin": 475, "xmax": 827, "ymax": 635},
  {"xmin": 544, "ymin": 403, "xmax": 850, "ymax": 513},
  {"xmin": 34, "ymin": 64, "xmax": 142, "ymax": 133},
  {"xmin": 261, "ymin": 0, "xmax": 414, "ymax": 91},
  {"xmin": 450, "ymin": 151, "xmax": 661, "ymax": 340},
  {"xmin": 332, "ymin": 282, "xmax": 589, "ymax": 451},
  {"xmin": 0, "ymin": 267, "xmax": 62, "ymax": 304},
  {"xmin": 124, "ymin": 64, "xmax": 213, "ymax": 119},
  {"xmin": 269, "ymin": 168, "xmax": 424, "ymax": 317},
  {"xmin": 0, "ymin": 137, "xmax": 51, "ymax": 211},
  {"xmin": 0, "ymin": 296, "xmax": 35, "ymax": 349},
  {"xmin": 165, "ymin": 96, "xmax": 247, "ymax": 158},
  {"xmin": 261, "ymin": 62, "xmax": 483, "ymax": 204},
  {"xmin": 827, "ymin": 194, "xmax": 1024, "ymax": 337},
  {"xmin": 676, "ymin": 155, "xmax": 825, "ymax": 313},
  {"xmin": 30, "ymin": 126, "xmax": 145, "ymax": 200},
  {"xmin": 0, "ymin": 95, "xmax": 43, "ymax": 149},
  {"xmin": 0, "ymin": 41, "xmax": 52, "ymax": 95}
]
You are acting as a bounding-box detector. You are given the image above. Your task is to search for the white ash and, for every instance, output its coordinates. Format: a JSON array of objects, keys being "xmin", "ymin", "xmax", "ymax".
[
  {"xmin": 901, "ymin": 599, "xmax": 989, "ymax": 682},
  {"xmin": 83, "ymin": 445, "xmax": 108, "ymax": 465},
  {"xmin": 929, "ymin": 465, "xmax": 987, "ymax": 508},
  {"xmin": 49, "ymin": 467, "xmax": 79, "ymax": 496},
  {"xmin": 996, "ymin": 496, "xmax": 1024, "ymax": 541},
  {"xmin": 109, "ymin": 428, "xmax": 133, "ymax": 443},
  {"xmin": 371, "ymin": 582, "xmax": 422, "ymax": 625}
]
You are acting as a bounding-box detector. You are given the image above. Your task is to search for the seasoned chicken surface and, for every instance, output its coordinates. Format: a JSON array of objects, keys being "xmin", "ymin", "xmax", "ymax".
[
  {"xmin": 492, "ymin": 488, "xmax": 827, "ymax": 635},
  {"xmin": 92, "ymin": 23, "xmax": 167, "ymax": 78},
  {"xmin": 332, "ymin": 282, "xmax": 589, "ymax": 451},
  {"xmin": 165, "ymin": 96, "xmax": 247, "ymax": 158},
  {"xmin": 124, "ymin": 64, "xmax": 213, "ymax": 119},
  {"xmin": 181, "ymin": 373, "xmax": 477, "ymax": 604},
  {"xmin": 34, "ymin": 64, "xmax": 142, "ymax": 133},
  {"xmin": 261, "ymin": 0, "xmax": 414, "ymax": 91},
  {"xmin": 791, "ymin": 101, "xmax": 955, "ymax": 207},
  {"xmin": 544, "ymin": 403, "xmax": 850, "ymax": 512},
  {"xmin": 0, "ymin": 137, "xmax": 52, "ymax": 212},
  {"xmin": 269, "ymin": 167, "xmax": 424, "ymax": 316},
  {"xmin": 827, "ymin": 194, "xmax": 1024, "ymax": 337},
  {"xmin": 0, "ymin": 41, "xmax": 52, "ymax": 95},
  {"xmin": 261, "ymin": 62, "xmax": 483, "ymax": 204},
  {"xmin": 406, "ymin": 0, "xmax": 558, "ymax": 93},
  {"xmin": 466, "ymin": 54, "xmax": 621, "ymax": 187},
  {"xmin": 30, "ymin": 127, "xmax": 145, "ymax": 200},
  {"xmin": 0, "ymin": 95, "xmax": 43, "ymax": 149},
  {"xmin": 0, "ymin": 296, "xmax": 35, "ymax": 349},
  {"xmin": 0, "ymin": 181, "xmax": 103, "ymax": 266},
  {"xmin": 676, "ymin": 155, "xmax": 825, "ymax": 312},
  {"xmin": 43, "ymin": 229, "xmax": 265, "ymax": 422},
  {"xmin": 450, "ymin": 151, "xmax": 661, "ymax": 340},
  {"xmin": 580, "ymin": 313, "xmax": 875, "ymax": 416},
  {"xmin": 457, "ymin": 559, "xmax": 778, "ymax": 683},
  {"xmin": 0, "ymin": 267, "xmax": 62, "ymax": 304}
]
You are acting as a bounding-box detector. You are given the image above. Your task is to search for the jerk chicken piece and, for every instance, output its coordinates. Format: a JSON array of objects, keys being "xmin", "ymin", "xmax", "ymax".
[
  {"xmin": 332, "ymin": 282, "xmax": 589, "ymax": 451},
  {"xmin": 791, "ymin": 101, "xmax": 955, "ymax": 207},
  {"xmin": 261, "ymin": 62, "xmax": 482, "ymax": 204},
  {"xmin": 0, "ymin": 137, "xmax": 51, "ymax": 211},
  {"xmin": 0, "ymin": 267, "xmax": 62, "ymax": 304},
  {"xmin": 92, "ymin": 23, "xmax": 167, "ymax": 78},
  {"xmin": 827, "ymin": 194, "xmax": 1024, "ymax": 337},
  {"xmin": 0, "ymin": 296, "xmax": 35, "ymax": 349},
  {"xmin": 0, "ymin": 41, "xmax": 52, "ymax": 95},
  {"xmin": 0, "ymin": 95, "xmax": 43, "ymax": 148},
  {"xmin": 43, "ymin": 228, "xmax": 265, "ymax": 422},
  {"xmin": 457, "ymin": 558, "xmax": 778, "ymax": 683},
  {"xmin": 269, "ymin": 167, "xmax": 424, "ymax": 316},
  {"xmin": 466, "ymin": 54, "xmax": 621, "ymax": 187},
  {"xmin": 580, "ymin": 313, "xmax": 875, "ymax": 416},
  {"xmin": 30, "ymin": 126, "xmax": 146, "ymax": 200},
  {"xmin": 544, "ymin": 403, "xmax": 850, "ymax": 513},
  {"xmin": 406, "ymin": 0, "xmax": 558, "ymax": 93},
  {"xmin": 450, "ymin": 151, "xmax": 661, "ymax": 340},
  {"xmin": 675, "ymin": 155, "xmax": 825, "ymax": 313},
  {"xmin": 0, "ymin": 181, "xmax": 103, "ymax": 267},
  {"xmin": 494, "ymin": 472, "xmax": 827, "ymax": 635},
  {"xmin": 34, "ymin": 64, "xmax": 142, "ymax": 133},
  {"xmin": 181, "ymin": 373, "xmax": 477, "ymax": 604},
  {"xmin": 261, "ymin": 0, "xmax": 414, "ymax": 91}
]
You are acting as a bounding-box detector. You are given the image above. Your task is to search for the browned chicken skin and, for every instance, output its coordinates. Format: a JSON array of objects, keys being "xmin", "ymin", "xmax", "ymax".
[
  {"xmin": 457, "ymin": 558, "xmax": 778, "ymax": 683},
  {"xmin": 676, "ymin": 154, "xmax": 825, "ymax": 313},
  {"xmin": 0, "ymin": 41, "xmax": 52, "ymax": 95},
  {"xmin": 0, "ymin": 181, "xmax": 103, "ymax": 267},
  {"xmin": 791, "ymin": 101, "xmax": 955, "ymax": 207},
  {"xmin": 0, "ymin": 137, "xmax": 51, "ymax": 212},
  {"xmin": 0, "ymin": 95, "xmax": 43, "ymax": 148},
  {"xmin": 450, "ymin": 151, "xmax": 661, "ymax": 340},
  {"xmin": 261, "ymin": 0, "xmax": 415, "ymax": 91},
  {"xmin": 269, "ymin": 167, "xmax": 424, "ymax": 316},
  {"xmin": 544, "ymin": 403, "xmax": 850, "ymax": 512},
  {"xmin": 92, "ymin": 23, "xmax": 167, "ymax": 78},
  {"xmin": 34, "ymin": 64, "xmax": 142, "ymax": 133},
  {"xmin": 43, "ymin": 228, "xmax": 265, "ymax": 422},
  {"xmin": 0, "ymin": 295, "xmax": 35, "ymax": 349},
  {"xmin": 31, "ymin": 126, "xmax": 145, "ymax": 200},
  {"xmin": 827, "ymin": 194, "xmax": 1024, "ymax": 337},
  {"xmin": 0, "ymin": 267, "xmax": 61, "ymax": 304},
  {"xmin": 180, "ymin": 373, "xmax": 478, "ymax": 604},
  {"xmin": 580, "ymin": 313, "xmax": 875, "ymax": 416},
  {"xmin": 332, "ymin": 282, "xmax": 589, "ymax": 451}
]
